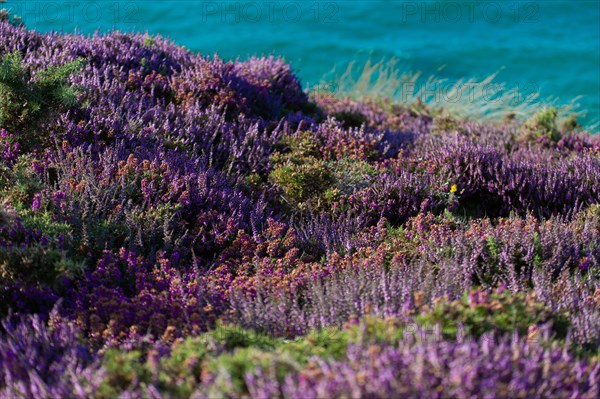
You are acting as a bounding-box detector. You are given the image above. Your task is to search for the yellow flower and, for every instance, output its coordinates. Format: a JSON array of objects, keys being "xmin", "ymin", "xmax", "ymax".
[{"xmin": 450, "ymin": 184, "xmax": 458, "ymax": 194}]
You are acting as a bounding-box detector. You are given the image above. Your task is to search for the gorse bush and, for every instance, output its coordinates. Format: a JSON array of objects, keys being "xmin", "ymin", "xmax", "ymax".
[
  {"xmin": 269, "ymin": 132, "xmax": 335, "ymax": 209},
  {"xmin": 1, "ymin": 19, "xmax": 599, "ymax": 398},
  {"xmin": 520, "ymin": 106, "xmax": 561, "ymax": 142},
  {"xmin": 0, "ymin": 51, "xmax": 84, "ymax": 146}
]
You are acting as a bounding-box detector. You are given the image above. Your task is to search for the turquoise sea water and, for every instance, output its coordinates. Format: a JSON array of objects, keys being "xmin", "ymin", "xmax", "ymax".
[{"xmin": 5, "ymin": 0, "xmax": 600, "ymax": 125}]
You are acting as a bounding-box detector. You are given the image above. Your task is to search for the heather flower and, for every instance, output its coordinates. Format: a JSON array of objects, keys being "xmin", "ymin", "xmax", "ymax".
[{"xmin": 31, "ymin": 193, "xmax": 41, "ymax": 212}]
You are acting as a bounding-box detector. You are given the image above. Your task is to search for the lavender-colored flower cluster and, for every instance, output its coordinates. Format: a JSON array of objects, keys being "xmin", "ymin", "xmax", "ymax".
[
  {"xmin": 1, "ymin": 19, "xmax": 599, "ymax": 397},
  {"xmin": 241, "ymin": 332, "xmax": 599, "ymax": 399},
  {"xmin": 0, "ymin": 313, "xmax": 103, "ymax": 398}
]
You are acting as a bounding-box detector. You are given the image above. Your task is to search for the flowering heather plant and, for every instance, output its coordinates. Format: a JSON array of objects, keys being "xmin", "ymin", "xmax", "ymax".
[
  {"xmin": 242, "ymin": 331, "xmax": 599, "ymax": 399},
  {"xmin": 0, "ymin": 313, "xmax": 103, "ymax": 398},
  {"xmin": 1, "ymin": 19, "xmax": 600, "ymax": 398},
  {"xmin": 65, "ymin": 248, "xmax": 223, "ymax": 346}
]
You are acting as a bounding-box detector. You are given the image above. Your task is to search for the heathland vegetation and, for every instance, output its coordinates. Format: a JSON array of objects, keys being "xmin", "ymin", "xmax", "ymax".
[{"xmin": 0, "ymin": 16, "xmax": 599, "ymax": 398}]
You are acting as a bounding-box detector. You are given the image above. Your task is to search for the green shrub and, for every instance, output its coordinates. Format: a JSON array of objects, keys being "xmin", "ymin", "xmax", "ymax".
[
  {"xmin": 20, "ymin": 210, "xmax": 72, "ymax": 238},
  {"xmin": 416, "ymin": 288, "xmax": 570, "ymax": 340},
  {"xmin": 97, "ymin": 349, "xmax": 152, "ymax": 399},
  {"xmin": 0, "ymin": 157, "xmax": 84, "ymax": 284},
  {"xmin": 344, "ymin": 315, "xmax": 407, "ymax": 346},
  {"xmin": 0, "ymin": 51, "xmax": 84, "ymax": 147},
  {"xmin": 270, "ymin": 160, "xmax": 334, "ymax": 205},
  {"xmin": 520, "ymin": 107, "xmax": 561, "ymax": 142},
  {"xmin": 269, "ymin": 132, "xmax": 334, "ymax": 209},
  {"xmin": 96, "ymin": 324, "xmax": 346, "ymax": 397},
  {"xmin": 202, "ymin": 327, "xmax": 344, "ymax": 395},
  {"xmin": 278, "ymin": 327, "xmax": 347, "ymax": 363},
  {"xmin": 270, "ymin": 132, "xmax": 322, "ymax": 164},
  {"xmin": 269, "ymin": 132, "xmax": 379, "ymax": 212}
]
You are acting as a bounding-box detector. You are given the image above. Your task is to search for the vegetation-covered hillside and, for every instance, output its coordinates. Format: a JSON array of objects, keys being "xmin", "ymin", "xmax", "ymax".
[{"xmin": 0, "ymin": 19, "xmax": 599, "ymax": 398}]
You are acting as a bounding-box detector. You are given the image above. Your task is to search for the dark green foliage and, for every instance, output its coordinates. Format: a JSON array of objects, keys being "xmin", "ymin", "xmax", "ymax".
[
  {"xmin": 0, "ymin": 51, "xmax": 83, "ymax": 146},
  {"xmin": 1, "ymin": 244, "xmax": 57, "ymax": 284}
]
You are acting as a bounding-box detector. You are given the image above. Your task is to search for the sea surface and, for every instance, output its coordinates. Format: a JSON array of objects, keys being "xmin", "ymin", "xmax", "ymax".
[{"xmin": 5, "ymin": 0, "xmax": 600, "ymax": 125}]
